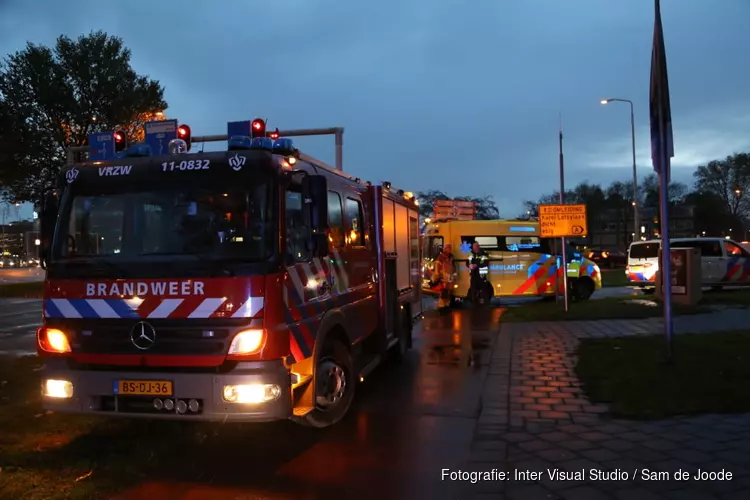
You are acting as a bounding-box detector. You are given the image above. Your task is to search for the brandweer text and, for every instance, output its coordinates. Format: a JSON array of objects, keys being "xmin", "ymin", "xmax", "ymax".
[{"xmin": 86, "ymin": 281, "xmax": 205, "ymax": 297}]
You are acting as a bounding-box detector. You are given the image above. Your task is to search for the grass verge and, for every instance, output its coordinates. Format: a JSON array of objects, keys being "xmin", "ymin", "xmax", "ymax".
[
  {"xmin": 0, "ymin": 281, "xmax": 43, "ymax": 298},
  {"xmin": 499, "ymin": 297, "xmax": 708, "ymax": 322},
  {"xmin": 575, "ymin": 330, "xmax": 750, "ymax": 419},
  {"xmin": 500, "ymin": 289, "xmax": 750, "ymax": 322},
  {"xmin": 700, "ymin": 288, "xmax": 750, "ymax": 306},
  {"xmin": 600, "ymin": 269, "xmax": 628, "ymax": 287},
  {"xmin": 0, "ymin": 356, "xmax": 320, "ymax": 500}
]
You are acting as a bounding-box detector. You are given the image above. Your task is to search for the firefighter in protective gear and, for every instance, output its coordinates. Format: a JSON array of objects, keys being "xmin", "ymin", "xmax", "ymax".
[
  {"xmin": 433, "ymin": 244, "xmax": 455, "ymax": 310},
  {"xmin": 467, "ymin": 241, "xmax": 490, "ymax": 301}
]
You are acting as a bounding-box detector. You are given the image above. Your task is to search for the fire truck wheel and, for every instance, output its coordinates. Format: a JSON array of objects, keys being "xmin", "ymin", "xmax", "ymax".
[{"xmin": 303, "ymin": 339, "xmax": 354, "ymax": 428}]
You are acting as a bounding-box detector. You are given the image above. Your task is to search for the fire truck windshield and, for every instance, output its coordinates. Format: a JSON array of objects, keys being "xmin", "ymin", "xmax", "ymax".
[{"xmin": 51, "ymin": 178, "xmax": 274, "ymax": 272}]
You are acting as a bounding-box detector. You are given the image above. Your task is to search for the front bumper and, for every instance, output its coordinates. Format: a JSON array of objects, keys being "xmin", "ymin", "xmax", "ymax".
[{"xmin": 40, "ymin": 358, "xmax": 293, "ymax": 422}]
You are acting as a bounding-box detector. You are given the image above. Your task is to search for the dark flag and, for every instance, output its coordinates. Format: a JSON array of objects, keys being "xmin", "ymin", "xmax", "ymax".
[{"xmin": 649, "ymin": 0, "xmax": 674, "ymax": 184}]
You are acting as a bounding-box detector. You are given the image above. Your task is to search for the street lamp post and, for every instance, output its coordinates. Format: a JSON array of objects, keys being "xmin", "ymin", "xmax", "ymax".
[{"xmin": 601, "ymin": 98, "xmax": 639, "ymax": 242}]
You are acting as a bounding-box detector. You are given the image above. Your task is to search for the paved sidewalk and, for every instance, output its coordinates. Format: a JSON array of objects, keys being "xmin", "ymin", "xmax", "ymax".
[{"xmin": 457, "ymin": 311, "xmax": 750, "ymax": 499}]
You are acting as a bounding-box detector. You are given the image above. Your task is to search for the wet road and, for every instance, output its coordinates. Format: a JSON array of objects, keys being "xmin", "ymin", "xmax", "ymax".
[
  {"xmin": 0, "ymin": 298, "xmax": 41, "ymax": 356},
  {"xmin": 0, "ymin": 266, "xmax": 44, "ymax": 284},
  {"xmin": 0, "ymin": 299, "xmax": 505, "ymax": 499}
]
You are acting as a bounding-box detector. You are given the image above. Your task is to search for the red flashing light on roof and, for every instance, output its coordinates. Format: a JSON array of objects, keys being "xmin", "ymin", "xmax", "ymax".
[
  {"xmin": 113, "ymin": 130, "xmax": 127, "ymax": 152},
  {"xmin": 251, "ymin": 119, "xmax": 266, "ymax": 139},
  {"xmin": 177, "ymin": 124, "xmax": 192, "ymax": 151}
]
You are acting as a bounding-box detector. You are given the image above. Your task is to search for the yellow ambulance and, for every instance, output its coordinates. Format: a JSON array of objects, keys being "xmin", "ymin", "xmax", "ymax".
[{"xmin": 421, "ymin": 218, "xmax": 602, "ymax": 301}]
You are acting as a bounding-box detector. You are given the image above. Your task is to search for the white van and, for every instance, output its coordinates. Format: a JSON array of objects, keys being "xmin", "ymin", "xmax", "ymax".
[{"xmin": 626, "ymin": 237, "xmax": 750, "ymax": 288}]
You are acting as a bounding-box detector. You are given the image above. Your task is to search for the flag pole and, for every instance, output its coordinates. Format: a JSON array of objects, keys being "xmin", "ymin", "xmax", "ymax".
[
  {"xmin": 657, "ymin": 114, "xmax": 674, "ymax": 360},
  {"xmin": 650, "ymin": 0, "xmax": 674, "ymax": 360},
  {"xmin": 558, "ymin": 112, "xmax": 569, "ymax": 312}
]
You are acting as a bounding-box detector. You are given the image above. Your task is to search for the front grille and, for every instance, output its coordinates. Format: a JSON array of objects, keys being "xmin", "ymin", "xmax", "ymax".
[{"xmin": 57, "ymin": 319, "xmax": 235, "ymax": 356}]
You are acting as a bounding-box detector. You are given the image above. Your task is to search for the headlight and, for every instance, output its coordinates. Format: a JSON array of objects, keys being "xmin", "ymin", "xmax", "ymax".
[{"xmin": 227, "ymin": 329, "xmax": 265, "ymax": 356}]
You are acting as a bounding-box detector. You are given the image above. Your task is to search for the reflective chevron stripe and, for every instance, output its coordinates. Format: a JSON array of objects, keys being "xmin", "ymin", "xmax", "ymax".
[{"xmin": 43, "ymin": 297, "xmax": 264, "ymax": 319}]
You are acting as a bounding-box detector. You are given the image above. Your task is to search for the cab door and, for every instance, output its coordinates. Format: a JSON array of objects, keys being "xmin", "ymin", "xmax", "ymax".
[
  {"xmin": 421, "ymin": 234, "xmax": 445, "ymax": 289},
  {"xmin": 689, "ymin": 240, "xmax": 724, "ymax": 284},
  {"xmin": 454, "ymin": 235, "xmax": 505, "ymax": 297},
  {"xmin": 501, "ymin": 235, "xmax": 555, "ymax": 296},
  {"xmin": 720, "ymin": 240, "xmax": 750, "ymax": 284}
]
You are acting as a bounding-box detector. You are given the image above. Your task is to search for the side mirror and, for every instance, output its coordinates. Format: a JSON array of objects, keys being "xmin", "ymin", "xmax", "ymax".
[
  {"xmin": 39, "ymin": 191, "xmax": 58, "ymax": 268},
  {"xmin": 302, "ymin": 175, "xmax": 329, "ymax": 231}
]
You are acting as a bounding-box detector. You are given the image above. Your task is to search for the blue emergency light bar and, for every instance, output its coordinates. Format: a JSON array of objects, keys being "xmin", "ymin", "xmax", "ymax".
[
  {"xmin": 509, "ymin": 226, "xmax": 536, "ymax": 232},
  {"xmin": 124, "ymin": 144, "xmax": 152, "ymax": 157},
  {"xmin": 253, "ymin": 137, "xmax": 276, "ymax": 149},
  {"xmin": 228, "ymin": 136, "xmax": 253, "ymax": 150},
  {"xmin": 102, "ymin": 121, "xmax": 299, "ymax": 160},
  {"xmin": 228, "ymin": 135, "xmax": 297, "ymax": 155}
]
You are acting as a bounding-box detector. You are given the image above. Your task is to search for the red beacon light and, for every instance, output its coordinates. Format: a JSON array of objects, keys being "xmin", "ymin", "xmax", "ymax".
[
  {"xmin": 268, "ymin": 128, "xmax": 280, "ymax": 140},
  {"xmin": 250, "ymin": 119, "xmax": 266, "ymax": 139},
  {"xmin": 113, "ymin": 130, "xmax": 127, "ymax": 152},
  {"xmin": 177, "ymin": 124, "xmax": 192, "ymax": 151}
]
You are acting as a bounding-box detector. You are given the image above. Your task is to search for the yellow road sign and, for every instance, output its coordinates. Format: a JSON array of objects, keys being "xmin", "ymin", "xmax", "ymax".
[{"xmin": 538, "ymin": 204, "xmax": 588, "ymax": 237}]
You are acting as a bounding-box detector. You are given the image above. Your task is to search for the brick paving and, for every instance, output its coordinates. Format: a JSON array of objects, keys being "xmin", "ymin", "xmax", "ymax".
[{"xmin": 456, "ymin": 309, "xmax": 750, "ymax": 499}]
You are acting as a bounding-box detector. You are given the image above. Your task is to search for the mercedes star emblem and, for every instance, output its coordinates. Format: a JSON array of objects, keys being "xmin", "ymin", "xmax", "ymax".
[{"xmin": 130, "ymin": 321, "xmax": 157, "ymax": 350}]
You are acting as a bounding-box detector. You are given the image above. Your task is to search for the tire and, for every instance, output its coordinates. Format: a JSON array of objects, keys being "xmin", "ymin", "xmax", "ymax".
[
  {"xmin": 574, "ymin": 277, "xmax": 595, "ymax": 301},
  {"xmin": 300, "ymin": 340, "xmax": 355, "ymax": 428}
]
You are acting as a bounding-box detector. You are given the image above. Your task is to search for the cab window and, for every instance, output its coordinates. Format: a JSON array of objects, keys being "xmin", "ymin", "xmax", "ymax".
[
  {"xmin": 423, "ymin": 236, "xmax": 444, "ymax": 259},
  {"xmin": 504, "ymin": 236, "xmax": 553, "ymax": 254},
  {"xmin": 327, "ymin": 191, "xmax": 345, "ymax": 247},
  {"xmin": 286, "ymin": 188, "xmax": 310, "ymax": 261},
  {"xmin": 724, "ymin": 241, "xmax": 747, "ymax": 257},
  {"xmin": 345, "ymin": 197, "xmax": 364, "ymax": 247},
  {"xmin": 629, "ymin": 242, "xmax": 659, "ymax": 259},
  {"xmin": 677, "ymin": 240, "xmax": 722, "ymax": 257},
  {"xmin": 460, "ymin": 236, "xmax": 500, "ymax": 251}
]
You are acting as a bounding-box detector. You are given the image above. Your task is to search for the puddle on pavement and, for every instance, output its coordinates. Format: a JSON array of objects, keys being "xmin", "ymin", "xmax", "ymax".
[{"xmin": 419, "ymin": 308, "xmax": 497, "ymax": 367}]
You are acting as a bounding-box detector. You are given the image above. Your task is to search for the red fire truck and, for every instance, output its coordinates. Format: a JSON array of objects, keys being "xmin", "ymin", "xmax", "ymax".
[{"xmin": 36, "ymin": 120, "xmax": 422, "ymax": 428}]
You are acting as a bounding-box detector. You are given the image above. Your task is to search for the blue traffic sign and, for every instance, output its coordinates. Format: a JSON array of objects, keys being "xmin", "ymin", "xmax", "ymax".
[
  {"xmin": 144, "ymin": 119, "xmax": 178, "ymax": 157},
  {"xmin": 227, "ymin": 121, "xmax": 251, "ymax": 139},
  {"xmin": 88, "ymin": 132, "xmax": 115, "ymax": 161}
]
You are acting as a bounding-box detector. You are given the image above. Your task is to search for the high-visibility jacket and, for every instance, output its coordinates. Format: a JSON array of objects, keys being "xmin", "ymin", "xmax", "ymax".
[
  {"xmin": 467, "ymin": 250, "xmax": 489, "ymax": 277},
  {"xmin": 435, "ymin": 253, "xmax": 455, "ymax": 284}
]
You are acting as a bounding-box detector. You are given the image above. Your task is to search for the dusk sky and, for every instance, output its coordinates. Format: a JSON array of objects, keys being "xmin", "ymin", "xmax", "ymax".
[{"xmin": 1, "ymin": 0, "xmax": 749, "ymax": 220}]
